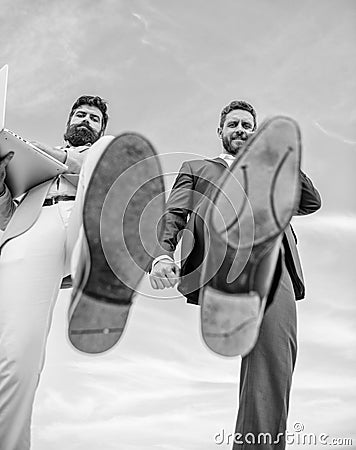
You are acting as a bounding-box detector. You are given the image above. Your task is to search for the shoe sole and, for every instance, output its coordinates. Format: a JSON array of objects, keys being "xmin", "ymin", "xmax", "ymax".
[
  {"xmin": 68, "ymin": 133, "xmax": 165, "ymax": 354},
  {"xmin": 212, "ymin": 116, "xmax": 301, "ymax": 248},
  {"xmin": 201, "ymin": 287, "xmax": 265, "ymax": 357},
  {"xmin": 200, "ymin": 117, "xmax": 301, "ymax": 356}
]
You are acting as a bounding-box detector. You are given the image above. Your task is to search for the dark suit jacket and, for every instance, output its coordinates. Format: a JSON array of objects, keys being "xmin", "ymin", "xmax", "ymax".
[{"xmin": 157, "ymin": 157, "xmax": 321, "ymax": 304}]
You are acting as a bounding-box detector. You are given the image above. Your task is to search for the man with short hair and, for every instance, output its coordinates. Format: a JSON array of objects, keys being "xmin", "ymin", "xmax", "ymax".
[
  {"xmin": 0, "ymin": 95, "xmax": 111, "ymax": 449},
  {"xmin": 150, "ymin": 100, "xmax": 321, "ymax": 449}
]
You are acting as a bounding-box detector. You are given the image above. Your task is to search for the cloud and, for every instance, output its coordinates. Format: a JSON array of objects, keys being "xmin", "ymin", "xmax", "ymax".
[
  {"xmin": 314, "ymin": 121, "xmax": 356, "ymax": 145},
  {"xmin": 1, "ymin": 0, "xmax": 134, "ymax": 112},
  {"xmin": 132, "ymin": 12, "xmax": 149, "ymax": 31},
  {"xmin": 293, "ymin": 212, "xmax": 356, "ymax": 229}
]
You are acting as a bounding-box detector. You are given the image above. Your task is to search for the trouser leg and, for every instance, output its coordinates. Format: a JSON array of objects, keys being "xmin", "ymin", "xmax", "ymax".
[
  {"xmin": 232, "ymin": 262, "xmax": 297, "ymax": 449},
  {"xmin": 0, "ymin": 206, "xmax": 66, "ymax": 450},
  {"xmin": 66, "ymin": 135, "xmax": 115, "ymax": 273}
]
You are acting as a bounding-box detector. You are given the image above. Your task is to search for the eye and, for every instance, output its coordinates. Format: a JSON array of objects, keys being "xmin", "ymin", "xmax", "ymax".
[
  {"xmin": 228, "ymin": 122, "xmax": 236, "ymax": 128},
  {"xmin": 75, "ymin": 111, "xmax": 85, "ymax": 118},
  {"xmin": 242, "ymin": 122, "xmax": 253, "ymax": 130},
  {"xmin": 91, "ymin": 115, "xmax": 100, "ymax": 123}
]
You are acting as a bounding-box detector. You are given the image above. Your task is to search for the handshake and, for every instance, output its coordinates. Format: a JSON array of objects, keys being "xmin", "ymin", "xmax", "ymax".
[{"xmin": 149, "ymin": 258, "xmax": 180, "ymax": 290}]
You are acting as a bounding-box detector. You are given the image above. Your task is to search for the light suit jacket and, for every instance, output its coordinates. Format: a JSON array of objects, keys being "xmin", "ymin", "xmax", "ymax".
[{"xmin": 0, "ymin": 146, "xmax": 88, "ymax": 253}]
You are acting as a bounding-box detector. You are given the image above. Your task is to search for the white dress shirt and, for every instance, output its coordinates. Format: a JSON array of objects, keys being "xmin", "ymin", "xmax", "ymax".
[
  {"xmin": 218, "ymin": 152, "xmax": 235, "ymax": 167},
  {"xmin": 46, "ymin": 145, "xmax": 90, "ymax": 198}
]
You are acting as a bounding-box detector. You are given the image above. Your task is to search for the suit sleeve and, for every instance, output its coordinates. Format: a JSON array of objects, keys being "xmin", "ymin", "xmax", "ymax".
[
  {"xmin": 158, "ymin": 161, "xmax": 195, "ymax": 258},
  {"xmin": 295, "ymin": 170, "xmax": 322, "ymax": 216},
  {"xmin": 0, "ymin": 185, "xmax": 17, "ymax": 231}
]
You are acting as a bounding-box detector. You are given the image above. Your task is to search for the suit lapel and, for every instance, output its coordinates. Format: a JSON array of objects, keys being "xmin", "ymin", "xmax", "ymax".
[{"xmin": 205, "ymin": 157, "xmax": 229, "ymax": 168}]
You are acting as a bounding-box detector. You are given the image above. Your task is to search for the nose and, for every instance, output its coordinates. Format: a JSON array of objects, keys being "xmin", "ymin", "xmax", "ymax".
[
  {"xmin": 236, "ymin": 122, "xmax": 245, "ymax": 132},
  {"xmin": 80, "ymin": 118, "xmax": 90, "ymax": 127},
  {"xmin": 235, "ymin": 124, "xmax": 245, "ymax": 138}
]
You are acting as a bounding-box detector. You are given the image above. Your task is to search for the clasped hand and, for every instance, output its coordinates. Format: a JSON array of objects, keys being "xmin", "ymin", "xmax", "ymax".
[{"xmin": 149, "ymin": 259, "xmax": 180, "ymax": 290}]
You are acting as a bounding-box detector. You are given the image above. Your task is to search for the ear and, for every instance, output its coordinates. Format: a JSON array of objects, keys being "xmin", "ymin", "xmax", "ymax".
[
  {"xmin": 99, "ymin": 123, "xmax": 106, "ymax": 137},
  {"xmin": 217, "ymin": 127, "xmax": 222, "ymax": 138}
]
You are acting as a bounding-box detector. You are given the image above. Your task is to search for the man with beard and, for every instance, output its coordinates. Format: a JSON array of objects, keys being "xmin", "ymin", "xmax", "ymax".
[
  {"xmin": 149, "ymin": 100, "xmax": 321, "ymax": 449},
  {"xmin": 0, "ymin": 95, "xmax": 110, "ymax": 449}
]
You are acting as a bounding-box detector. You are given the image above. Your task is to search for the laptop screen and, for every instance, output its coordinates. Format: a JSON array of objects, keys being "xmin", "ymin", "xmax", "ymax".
[{"xmin": 0, "ymin": 65, "xmax": 8, "ymax": 132}]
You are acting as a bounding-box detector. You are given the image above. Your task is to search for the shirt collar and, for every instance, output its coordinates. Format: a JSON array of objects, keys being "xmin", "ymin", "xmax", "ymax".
[{"xmin": 218, "ymin": 153, "xmax": 236, "ymax": 167}]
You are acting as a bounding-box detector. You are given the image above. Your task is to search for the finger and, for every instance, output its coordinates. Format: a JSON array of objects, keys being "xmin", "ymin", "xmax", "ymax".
[
  {"xmin": 167, "ymin": 264, "xmax": 180, "ymax": 282},
  {"xmin": 30, "ymin": 141, "xmax": 44, "ymax": 150},
  {"xmin": 165, "ymin": 270, "xmax": 179, "ymax": 287},
  {"xmin": 0, "ymin": 152, "xmax": 14, "ymax": 167},
  {"xmin": 150, "ymin": 276, "xmax": 159, "ymax": 290},
  {"xmin": 156, "ymin": 274, "xmax": 171, "ymax": 289},
  {"xmin": 172, "ymin": 264, "xmax": 180, "ymax": 277},
  {"xmin": 163, "ymin": 276, "xmax": 173, "ymax": 288},
  {"xmin": 150, "ymin": 275, "xmax": 165, "ymax": 290},
  {"xmin": 154, "ymin": 278, "xmax": 166, "ymax": 290}
]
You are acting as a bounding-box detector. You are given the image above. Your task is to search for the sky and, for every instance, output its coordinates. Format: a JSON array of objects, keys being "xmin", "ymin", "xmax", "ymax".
[{"xmin": 1, "ymin": 0, "xmax": 356, "ymax": 449}]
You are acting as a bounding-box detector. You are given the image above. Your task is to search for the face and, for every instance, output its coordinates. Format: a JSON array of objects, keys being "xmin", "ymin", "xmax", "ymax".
[
  {"xmin": 64, "ymin": 105, "xmax": 104, "ymax": 147},
  {"xmin": 218, "ymin": 109, "xmax": 255, "ymax": 155}
]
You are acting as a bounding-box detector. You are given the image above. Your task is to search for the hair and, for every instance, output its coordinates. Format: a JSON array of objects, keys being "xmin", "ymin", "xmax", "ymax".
[
  {"xmin": 219, "ymin": 100, "xmax": 257, "ymax": 130},
  {"xmin": 67, "ymin": 95, "xmax": 109, "ymax": 133}
]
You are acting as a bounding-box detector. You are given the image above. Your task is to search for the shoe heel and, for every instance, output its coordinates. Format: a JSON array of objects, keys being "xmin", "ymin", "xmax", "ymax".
[
  {"xmin": 201, "ymin": 286, "xmax": 264, "ymax": 357},
  {"xmin": 68, "ymin": 294, "xmax": 131, "ymax": 354}
]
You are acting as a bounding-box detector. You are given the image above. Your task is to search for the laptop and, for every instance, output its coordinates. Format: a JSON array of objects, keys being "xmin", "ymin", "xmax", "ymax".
[{"xmin": 0, "ymin": 65, "xmax": 68, "ymax": 198}]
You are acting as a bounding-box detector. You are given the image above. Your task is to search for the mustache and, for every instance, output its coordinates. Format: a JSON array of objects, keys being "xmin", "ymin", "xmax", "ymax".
[
  {"xmin": 232, "ymin": 132, "xmax": 247, "ymax": 140},
  {"xmin": 73, "ymin": 122, "xmax": 94, "ymax": 132}
]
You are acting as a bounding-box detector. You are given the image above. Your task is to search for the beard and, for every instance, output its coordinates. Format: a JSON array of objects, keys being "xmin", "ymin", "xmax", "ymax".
[
  {"xmin": 64, "ymin": 123, "xmax": 101, "ymax": 147},
  {"xmin": 221, "ymin": 135, "xmax": 246, "ymax": 155}
]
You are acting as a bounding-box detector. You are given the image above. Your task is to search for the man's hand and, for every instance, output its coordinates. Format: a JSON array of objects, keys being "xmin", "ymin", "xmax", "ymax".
[
  {"xmin": 0, "ymin": 152, "xmax": 14, "ymax": 195},
  {"xmin": 31, "ymin": 141, "xmax": 90, "ymax": 164},
  {"xmin": 149, "ymin": 259, "xmax": 180, "ymax": 290},
  {"xmin": 31, "ymin": 141, "xmax": 67, "ymax": 163}
]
